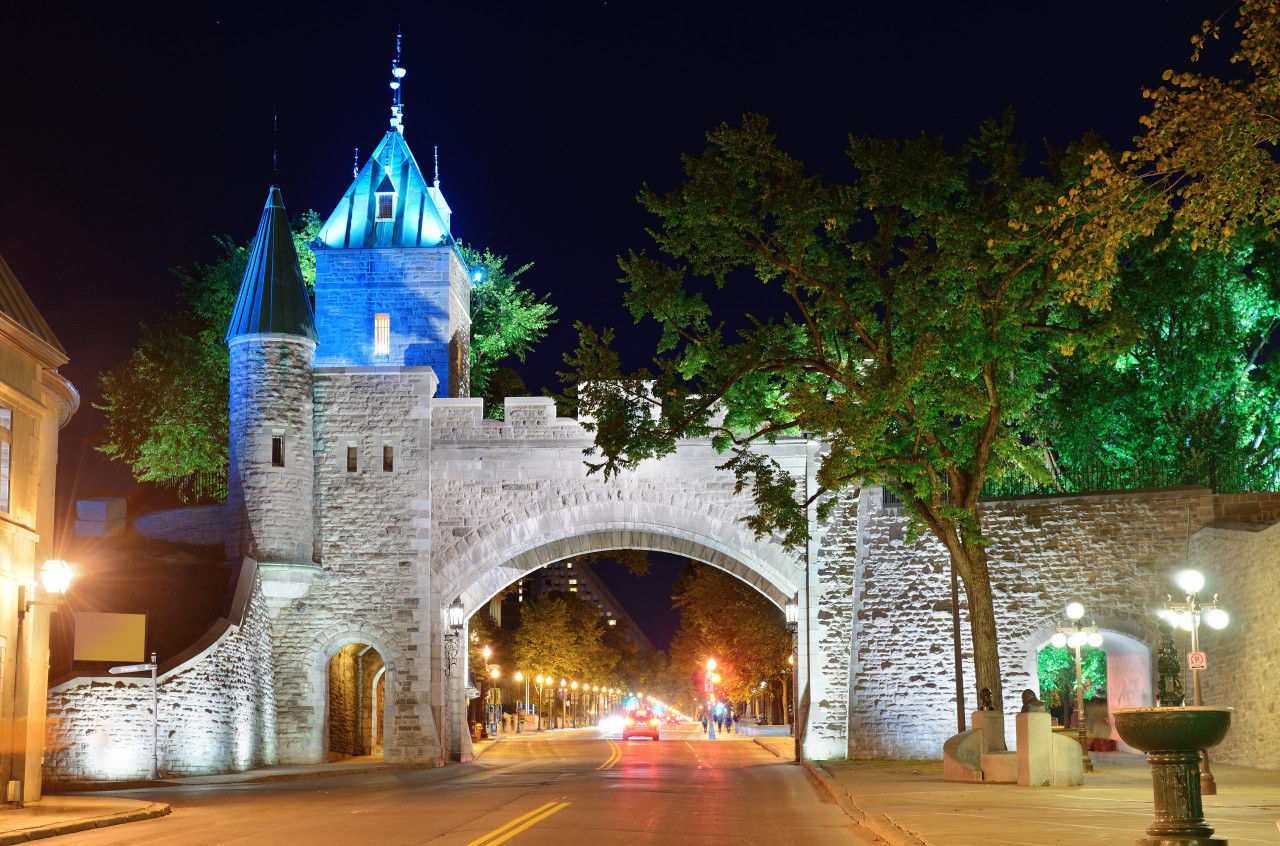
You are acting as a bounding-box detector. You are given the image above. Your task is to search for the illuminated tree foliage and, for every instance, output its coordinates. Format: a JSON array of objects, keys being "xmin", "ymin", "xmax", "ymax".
[
  {"xmin": 1038, "ymin": 228, "xmax": 1280, "ymax": 485},
  {"xmin": 667, "ymin": 562, "xmax": 791, "ymax": 707},
  {"xmin": 1037, "ymin": 646, "xmax": 1106, "ymax": 714},
  {"xmin": 562, "ymin": 115, "xmax": 1122, "ymax": 711},
  {"xmin": 1049, "ymin": 4, "xmax": 1280, "ymax": 288},
  {"xmin": 96, "ymin": 215, "xmax": 319, "ymax": 498},
  {"xmin": 509, "ymin": 592, "xmax": 619, "ymax": 685},
  {"xmin": 459, "ymin": 245, "xmax": 557, "ymax": 417}
]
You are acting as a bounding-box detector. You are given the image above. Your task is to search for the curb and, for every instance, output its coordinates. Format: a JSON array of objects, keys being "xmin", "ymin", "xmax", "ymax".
[
  {"xmin": 0, "ymin": 803, "xmax": 170, "ymax": 845},
  {"xmin": 802, "ymin": 762, "xmax": 929, "ymax": 846}
]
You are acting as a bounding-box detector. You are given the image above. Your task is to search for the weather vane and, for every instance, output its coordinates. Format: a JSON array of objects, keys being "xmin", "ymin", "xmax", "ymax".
[{"xmin": 389, "ymin": 29, "xmax": 406, "ymax": 134}]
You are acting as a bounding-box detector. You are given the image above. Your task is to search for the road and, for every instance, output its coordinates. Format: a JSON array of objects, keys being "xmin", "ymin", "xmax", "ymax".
[{"xmin": 51, "ymin": 723, "xmax": 879, "ymax": 845}]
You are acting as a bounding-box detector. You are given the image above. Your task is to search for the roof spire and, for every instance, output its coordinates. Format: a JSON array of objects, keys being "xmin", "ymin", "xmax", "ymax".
[
  {"xmin": 272, "ymin": 103, "xmax": 278, "ymax": 182},
  {"xmin": 353, "ymin": 147, "xmax": 359, "ymax": 179},
  {"xmin": 389, "ymin": 29, "xmax": 406, "ymax": 134},
  {"xmin": 434, "ymin": 145, "xmax": 439, "ymax": 188}
]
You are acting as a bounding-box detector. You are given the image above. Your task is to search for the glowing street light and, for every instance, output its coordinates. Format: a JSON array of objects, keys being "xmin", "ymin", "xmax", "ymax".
[
  {"xmin": 490, "ymin": 667, "xmax": 500, "ymax": 736},
  {"xmin": 1158, "ymin": 569, "xmax": 1229, "ymax": 795},
  {"xmin": 1051, "ymin": 601, "xmax": 1103, "ymax": 773}
]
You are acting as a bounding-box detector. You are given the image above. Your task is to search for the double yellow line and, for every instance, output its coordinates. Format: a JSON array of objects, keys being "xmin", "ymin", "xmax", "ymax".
[
  {"xmin": 596, "ymin": 739, "xmax": 621, "ymax": 770},
  {"xmin": 466, "ymin": 801, "xmax": 569, "ymax": 846}
]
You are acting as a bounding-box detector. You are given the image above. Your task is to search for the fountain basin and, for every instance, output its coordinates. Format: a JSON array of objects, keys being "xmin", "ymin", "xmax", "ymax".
[{"xmin": 1112, "ymin": 706, "xmax": 1233, "ymax": 753}]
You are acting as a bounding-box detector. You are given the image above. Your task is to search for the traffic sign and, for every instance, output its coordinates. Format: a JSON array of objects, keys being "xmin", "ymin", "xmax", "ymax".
[
  {"xmin": 1188, "ymin": 652, "xmax": 1207, "ymax": 670},
  {"xmin": 109, "ymin": 662, "xmax": 156, "ymax": 674}
]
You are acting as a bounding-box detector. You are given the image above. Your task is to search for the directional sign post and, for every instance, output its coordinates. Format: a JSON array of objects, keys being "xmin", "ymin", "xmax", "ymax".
[{"xmin": 109, "ymin": 652, "xmax": 158, "ymax": 779}]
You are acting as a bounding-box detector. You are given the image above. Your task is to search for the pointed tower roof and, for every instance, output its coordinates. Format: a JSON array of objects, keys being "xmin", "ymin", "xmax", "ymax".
[
  {"xmin": 226, "ymin": 187, "xmax": 318, "ymax": 343},
  {"xmin": 315, "ymin": 131, "xmax": 452, "ymax": 250},
  {"xmin": 0, "ymin": 253, "xmax": 68, "ymax": 367}
]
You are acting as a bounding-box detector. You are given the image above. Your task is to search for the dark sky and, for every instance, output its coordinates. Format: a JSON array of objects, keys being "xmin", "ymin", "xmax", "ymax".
[{"xmin": 0, "ymin": 3, "xmax": 1234, "ymax": 635}]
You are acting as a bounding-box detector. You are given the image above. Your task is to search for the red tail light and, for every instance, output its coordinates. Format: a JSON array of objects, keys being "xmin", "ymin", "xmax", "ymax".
[
  {"xmin": 649, "ymin": 718, "xmax": 658, "ymax": 726},
  {"xmin": 626, "ymin": 717, "xmax": 635, "ymax": 725}
]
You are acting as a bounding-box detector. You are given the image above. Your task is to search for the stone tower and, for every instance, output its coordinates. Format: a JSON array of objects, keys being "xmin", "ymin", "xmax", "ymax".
[
  {"xmin": 312, "ymin": 127, "xmax": 472, "ymax": 397},
  {"xmin": 225, "ymin": 186, "xmax": 321, "ymax": 611}
]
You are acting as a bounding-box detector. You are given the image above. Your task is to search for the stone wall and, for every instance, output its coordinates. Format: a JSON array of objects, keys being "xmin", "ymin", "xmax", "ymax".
[
  {"xmin": 327, "ymin": 644, "xmax": 360, "ymax": 758},
  {"xmin": 133, "ymin": 505, "xmax": 226, "ymax": 546},
  {"xmin": 1191, "ymin": 520, "xmax": 1280, "ymax": 769},
  {"xmin": 265, "ymin": 366, "xmax": 436, "ymax": 765},
  {"xmin": 849, "ymin": 486, "xmax": 1280, "ymax": 763},
  {"xmin": 44, "ymin": 563, "xmax": 276, "ymax": 782}
]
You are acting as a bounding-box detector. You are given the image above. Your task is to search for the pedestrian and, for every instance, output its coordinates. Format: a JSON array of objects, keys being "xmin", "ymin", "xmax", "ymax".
[
  {"xmin": 732, "ymin": 709, "xmax": 739, "ymax": 733},
  {"xmin": 701, "ymin": 714, "xmax": 708, "ymax": 735}
]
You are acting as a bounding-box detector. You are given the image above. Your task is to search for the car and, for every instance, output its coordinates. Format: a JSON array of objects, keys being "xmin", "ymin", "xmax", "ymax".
[{"xmin": 623, "ymin": 709, "xmax": 660, "ymax": 741}]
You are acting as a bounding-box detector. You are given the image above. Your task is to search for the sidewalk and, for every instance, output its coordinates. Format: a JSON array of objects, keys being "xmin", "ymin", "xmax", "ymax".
[{"xmin": 753, "ymin": 737, "xmax": 1280, "ymax": 846}]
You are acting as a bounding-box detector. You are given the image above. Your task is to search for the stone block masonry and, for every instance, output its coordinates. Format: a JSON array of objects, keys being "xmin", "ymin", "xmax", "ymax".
[{"xmin": 44, "ymin": 564, "xmax": 276, "ymax": 782}]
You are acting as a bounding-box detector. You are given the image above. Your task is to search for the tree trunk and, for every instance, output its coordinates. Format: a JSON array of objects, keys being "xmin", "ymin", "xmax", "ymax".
[{"xmin": 954, "ymin": 542, "xmax": 1004, "ymax": 715}]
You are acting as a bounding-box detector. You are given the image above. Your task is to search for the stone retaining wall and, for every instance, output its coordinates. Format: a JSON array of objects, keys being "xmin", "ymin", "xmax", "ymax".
[
  {"xmin": 132, "ymin": 505, "xmax": 226, "ymax": 546},
  {"xmin": 44, "ymin": 562, "xmax": 275, "ymax": 782}
]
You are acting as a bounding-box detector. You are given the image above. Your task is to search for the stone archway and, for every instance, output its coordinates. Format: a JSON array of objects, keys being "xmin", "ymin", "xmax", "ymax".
[{"xmin": 310, "ymin": 630, "xmax": 403, "ymax": 765}]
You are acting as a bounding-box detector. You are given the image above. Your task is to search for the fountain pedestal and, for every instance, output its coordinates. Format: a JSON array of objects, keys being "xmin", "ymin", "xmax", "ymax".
[{"xmin": 1112, "ymin": 706, "xmax": 1232, "ymax": 846}]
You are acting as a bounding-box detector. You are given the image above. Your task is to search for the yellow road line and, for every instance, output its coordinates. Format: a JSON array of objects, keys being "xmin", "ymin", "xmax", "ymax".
[
  {"xmin": 595, "ymin": 740, "xmax": 620, "ymax": 770},
  {"xmin": 466, "ymin": 801, "xmax": 562, "ymax": 846},
  {"xmin": 468, "ymin": 802, "xmax": 570, "ymax": 846}
]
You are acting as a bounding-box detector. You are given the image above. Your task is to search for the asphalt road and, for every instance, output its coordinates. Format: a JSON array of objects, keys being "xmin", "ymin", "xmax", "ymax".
[{"xmin": 49, "ymin": 723, "xmax": 878, "ymax": 845}]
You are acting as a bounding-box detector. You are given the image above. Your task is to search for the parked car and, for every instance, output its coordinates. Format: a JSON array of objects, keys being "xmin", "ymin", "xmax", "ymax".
[{"xmin": 623, "ymin": 709, "xmax": 660, "ymax": 741}]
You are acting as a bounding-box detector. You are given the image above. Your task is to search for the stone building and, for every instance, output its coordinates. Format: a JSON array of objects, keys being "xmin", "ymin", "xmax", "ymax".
[
  {"xmin": 0, "ymin": 254, "xmax": 78, "ymax": 804},
  {"xmin": 39, "ymin": 68, "xmax": 1280, "ymax": 781}
]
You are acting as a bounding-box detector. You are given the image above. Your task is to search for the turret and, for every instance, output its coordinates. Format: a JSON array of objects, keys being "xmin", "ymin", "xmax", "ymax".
[{"xmin": 225, "ymin": 187, "xmax": 320, "ymax": 604}]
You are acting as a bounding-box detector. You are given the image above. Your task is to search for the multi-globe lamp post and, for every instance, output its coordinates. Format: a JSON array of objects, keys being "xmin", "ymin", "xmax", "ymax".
[
  {"xmin": 705, "ymin": 658, "xmax": 718, "ymax": 740},
  {"xmin": 1050, "ymin": 601, "xmax": 1103, "ymax": 773},
  {"xmin": 490, "ymin": 667, "xmax": 500, "ymax": 735},
  {"xmin": 1158, "ymin": 568, "xmax": 1229, "ymax": 795}
]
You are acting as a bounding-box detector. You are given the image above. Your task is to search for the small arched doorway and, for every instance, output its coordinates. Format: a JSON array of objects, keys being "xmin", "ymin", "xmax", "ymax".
[
  {"xmin": 327, "ymin": 643, "xmax": 386, "ymax": 760},
  {"xmin": 1030, "ymin": 629, "xmax": 1150, "ymax": 755}
]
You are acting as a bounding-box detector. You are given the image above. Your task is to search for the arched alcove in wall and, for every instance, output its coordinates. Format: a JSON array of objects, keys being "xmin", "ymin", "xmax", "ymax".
[
  {"xmin": 1024, "ymin": 629, "xmax": 1150, "ymax": 755},
  {"xmin": 325, "ymin": 642, "xmax": 388, "ymax": 761}
]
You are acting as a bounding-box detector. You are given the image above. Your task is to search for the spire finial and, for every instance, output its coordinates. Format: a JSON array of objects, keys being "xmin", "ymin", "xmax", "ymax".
[
  {"xmin": 389, "ymin": 28, "xmax": 406, "ymax": 134},
  {"xmin": 434, "ymin": 145, "xmax": 439, "ymax": 188},
  {"xmin": 272, "ymin": 103, "xmax": 278, "ymax": 183},
  {"xmin": 353, "ymin": 147, "xmax": 359, "ymax": 179}
]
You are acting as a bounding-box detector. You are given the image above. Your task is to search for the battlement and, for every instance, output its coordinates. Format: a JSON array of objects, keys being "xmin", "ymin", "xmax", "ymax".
[{"xmin": 431, "ymin": 396, "xmax": 587, "ymax": 441}]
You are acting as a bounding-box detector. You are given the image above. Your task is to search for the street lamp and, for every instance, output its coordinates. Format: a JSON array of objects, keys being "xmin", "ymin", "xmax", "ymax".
[
  {"xmin": 786, "ymin": 598, "xmax": 798, "ymax": 742},
  {"xmin": 1050, "ymin": 601, "xmax": 1103, "ymax": 773},
  {"xmin": 490, "ymin": 667, "xmax": 500, "ymax": 735},
  {"xmin": 515, "ymin": 671, "xmax": 525, "ymax": 733},
  {"xmin": 1158, "ymin": 569, "xmax": 1229, "ymax": 795},
  {"xmin": 535, "ymin": 674, "xmax": 545, "ymax": 730},
  {"xmin": 571, "ymin": 681, "xmax": 579, "ymax": 728},
  {"xmin": 705, "ymin": 658, "xmax": 718, "ymax": 740},
  {"xmin": 443, "ymin": 598, "xmax": 465, "ymax": 759},
  {"xmin": 560, "ymin": 678, "xmax": 567, "ymax": 729}
]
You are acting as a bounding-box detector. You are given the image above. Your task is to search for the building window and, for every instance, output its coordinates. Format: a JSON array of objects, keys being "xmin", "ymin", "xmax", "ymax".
[
  {"xmin": 377, "ymin": 193, "xmax": 393, "ymax": 220},
  {"xmin": 568, "ymin": 579, "xmax": 577, "ymax": 585},
  {"xmin": 383, "ymin": 445, "xmax": 394, "ymax": 472},
  {"xmin": 0, "ymin": 407, "xmax": 10, "ymax": 513},
  {"xmin": 346, "ymin": 445, "xmax": 358, "ymax": 472},
  {"xmin": 374, "ymin": 313, "xmax": 390, "ymax": 356},
  {"xmin": 271, "ymin": 436, "xmax": 285, "ymax": 467}
]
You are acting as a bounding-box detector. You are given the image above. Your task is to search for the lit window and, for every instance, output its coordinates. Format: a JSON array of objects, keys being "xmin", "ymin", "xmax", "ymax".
[
  {"xmin": 271, "ymin": 436, "xmax": 285, "ymax": 467},
  {"xmin": 608, "ymin": 619, "xmax": 617, "ymax": 626},
  {"xmin": 566, "ymin": 562, "xmax": 573, "ymax": 569},
  {"xmin": 569, "ymin": 588, "xmax": 577, "ymax": 593},
  {"xmin": 0, "ymin": 409, "xmax": 11, "ymax": 430},
  {"xmin": 0, "ymin": 441, "xmax": 9, "ymax": 513},
  {"xmin": 377, "ymin": 193, "xmax": 394, "ymax": 220},
  {"xmin": 346, "ymin": 445, "xmax": 357, "ymax": 472},
  {"xmin": 383, "ymin": 445, "xmax": 394, "ymax": 472},
  {"xmin": 374, "ymin": 313, "xmax": 390, "ymax": 356}
]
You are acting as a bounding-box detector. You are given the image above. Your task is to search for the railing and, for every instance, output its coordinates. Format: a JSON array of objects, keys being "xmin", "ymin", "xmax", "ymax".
[
  {"xmin": 880, "ymin": 457, "xmax": 1279, "ymax": 507},
  {"xmin": 157, "ymin": 470, "xmax": 228, "ymax": 504}
]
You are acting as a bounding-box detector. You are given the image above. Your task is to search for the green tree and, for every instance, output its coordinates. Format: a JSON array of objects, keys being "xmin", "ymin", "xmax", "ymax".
[
  {"xmin": 562, "ymin": 115, "xmax": 1121, "ymax": 711},
  {"xmin": 96, "ymin": 215, "xmax": 319, "ymax": 497},
  {"xmin": 510, "ymin": 592, "xmax": 614, "ymax": 684},
  {"xmin": 1038, "ymin": 228, "xmax": 1280, "ymax": 486},
  {"xmin": 459, "ymin": 245, "xmax": 557, "ymax": 417},
  {"xmin": 667, "ymin": 562, "xmax": 791, "ymax": 708},
  {"xmin": 1037, "ymin": 646, "xmax": 1106, "ymax": 717}
]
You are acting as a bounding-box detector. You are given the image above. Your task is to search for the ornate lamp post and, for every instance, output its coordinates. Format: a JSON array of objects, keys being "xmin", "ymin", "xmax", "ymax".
[
  {"xmin": 570, "ymin": 681, "xmax": 579, "ymax": 728},
  {"xmin": 489, "ymin": 667, "xmax": 500, "ymax": 735},
  {"xmin": 1158, "ymin": 569, "xmax": 1229, "ymax": 795},
  {"xmin": 705, "ymin": 658, "xmax": 718, "ymax": 740},
  {"xmin": 1050, "ymin": 601, "xmax": 1103, "ymax": 773},
  {"xmin": 443, "ymin": 598, "xmax": 465, "ymax": 758},
  {"xmin": 560, "ymin": 678, "xmax": 567, "ymax": 728},
  {"xmin": 785, "ymin": 597, "xmax": 799, "ymax": 752},
  {"xmin": 535, "ymin": 674, "xmax": 545, "ymax": 729},
  {"xmin": 515, "ymin": 671, "xmax": 525, "ymax": 733}
]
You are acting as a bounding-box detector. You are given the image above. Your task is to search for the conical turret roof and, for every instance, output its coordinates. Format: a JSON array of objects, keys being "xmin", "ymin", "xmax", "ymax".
[{"xmin": 226, "ymin": 187, "xmax": 318, "ymax": 343}]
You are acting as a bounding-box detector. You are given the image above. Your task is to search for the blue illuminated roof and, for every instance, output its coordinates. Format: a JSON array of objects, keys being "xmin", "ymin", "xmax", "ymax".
[
  {"xmin": 225, "ymin": 187, "xmax": 318, "ymax": 342},
  {"xmin": 316, "ymin": 131, "xmax": 452, "ymax": 249}
]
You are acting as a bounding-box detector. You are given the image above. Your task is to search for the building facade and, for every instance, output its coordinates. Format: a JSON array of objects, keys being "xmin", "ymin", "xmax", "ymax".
[{"xmin": 0, "ymin": 255, "xmax": 77, "ymax": 804}]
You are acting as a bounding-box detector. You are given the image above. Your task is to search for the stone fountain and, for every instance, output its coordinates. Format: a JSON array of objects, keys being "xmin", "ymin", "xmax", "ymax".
[{"xmin": 1112, "ymin": 620, "xmax": 1232, "ymax": 846}]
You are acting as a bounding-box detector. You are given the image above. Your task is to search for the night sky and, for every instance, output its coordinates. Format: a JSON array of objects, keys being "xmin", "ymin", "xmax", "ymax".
[{"xmin": 0, "ymin": 3, "xmax": 1234, "ymax": 647}]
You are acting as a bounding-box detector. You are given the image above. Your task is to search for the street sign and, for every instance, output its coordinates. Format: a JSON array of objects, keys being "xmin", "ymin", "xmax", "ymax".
[
  {"xmin": 109, "ymin": 662, "xmax": 156, "ymax": 674},
  {"xmin": 704, "ymin": 675, "xmax": 713, "ymax": 693},
  {"xmin": 1188, "ymin": 652, "xmax": 1207, "ymax": 670}
]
